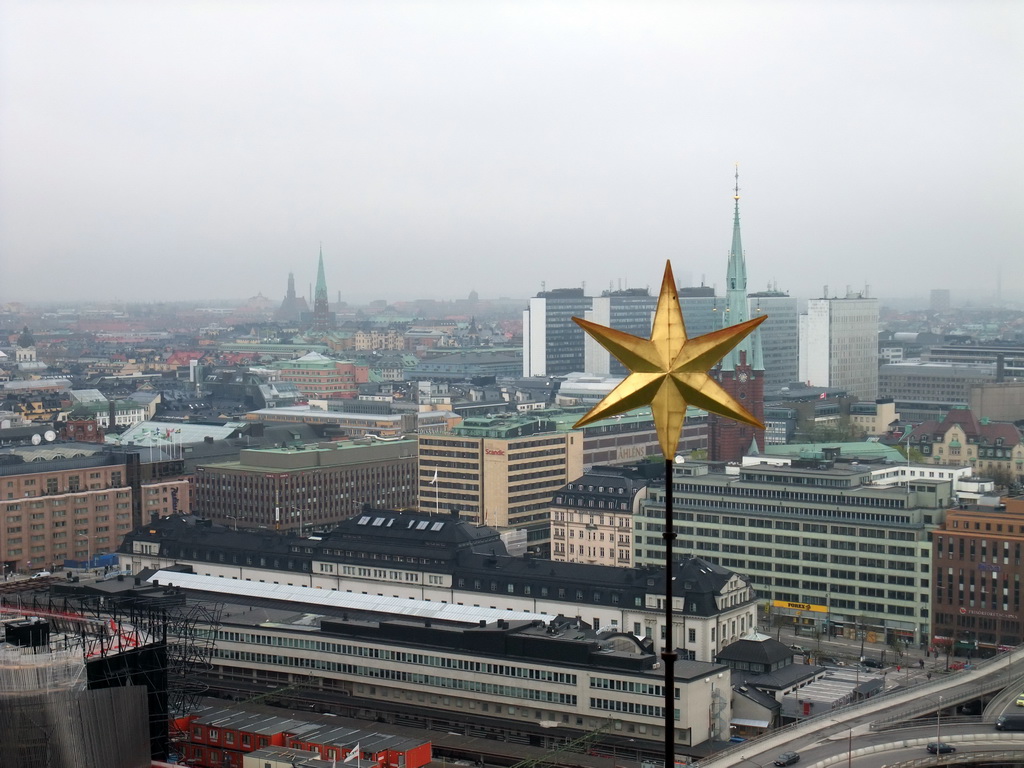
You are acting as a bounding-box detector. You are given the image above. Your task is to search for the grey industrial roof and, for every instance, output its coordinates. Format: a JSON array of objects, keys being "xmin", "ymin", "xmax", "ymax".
[{"xmin": 147, "ymin": 570, "xmax": 549, "ymax": 625}]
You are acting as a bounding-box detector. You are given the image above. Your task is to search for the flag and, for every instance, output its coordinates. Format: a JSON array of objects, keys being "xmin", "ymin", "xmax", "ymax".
[
  {"xmin": 430, "ymin": 470, "xmax": 438, "ymax": 485},
  {"xmin": 344, "ymin": 745, "xmax": 360, "ymax": 763},
  {"xmin": 819, "ymin": 392, "xmax": 826, "ymax": 400}
]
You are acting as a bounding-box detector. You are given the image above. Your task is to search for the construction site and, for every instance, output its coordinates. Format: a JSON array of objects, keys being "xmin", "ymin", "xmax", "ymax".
[{"xmin": 0, "ymin": 575, "xmax": 221, "ymax": 768}]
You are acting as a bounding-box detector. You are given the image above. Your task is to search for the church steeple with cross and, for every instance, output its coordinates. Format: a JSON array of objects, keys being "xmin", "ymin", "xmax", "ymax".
[{"xmin": 709, "ymin": 166, "xmax": 765, "ymax": 461}]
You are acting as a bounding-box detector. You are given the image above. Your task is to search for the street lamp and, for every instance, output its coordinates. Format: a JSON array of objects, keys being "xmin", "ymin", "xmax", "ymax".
[{"xmin": 224, "ymin": 515, "xmax": 238, "ymax": 532}]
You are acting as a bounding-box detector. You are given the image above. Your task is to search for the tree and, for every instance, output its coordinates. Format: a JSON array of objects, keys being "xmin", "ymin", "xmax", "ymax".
[
  {"xmin": 894, "ymin": 444, "xmax": 928, "ymax": 463},
  {"xmin": 934, "ymin": 637, "xmax": 953, "ymax": 671},
  {"xmin": 988, "ymin": 465, "xmax": 1017, "ymax": 492},
  {"xmin": 888, "ymin": 633, "xmax": 905, "ymax": 663}
]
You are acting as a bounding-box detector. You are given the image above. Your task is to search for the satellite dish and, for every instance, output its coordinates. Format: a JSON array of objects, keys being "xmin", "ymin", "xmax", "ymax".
[
  {"xmin": 31, "ymin": 434, "xmax": 42, "ymax": 445},
  {"xmin": 44, "ymin": 430, "xmax": 56, "ymax": 442}
]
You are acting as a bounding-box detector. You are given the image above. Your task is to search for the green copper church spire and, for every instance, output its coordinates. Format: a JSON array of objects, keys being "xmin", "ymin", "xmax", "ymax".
[
  {"xmin": 720, "ymin": 164, "xmax": 764, "ymax": 372},
  {"xmin": 315, "ymin": 245, "xmax": 328, "ymax": 301},
  {"xmin": 312, "ymin": 244, "xmax": 333, "ymax": 331}
]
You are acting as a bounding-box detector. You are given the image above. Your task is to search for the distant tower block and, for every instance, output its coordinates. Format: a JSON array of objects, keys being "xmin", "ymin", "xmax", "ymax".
[{"xmin": 930, "ymin": 289, "xmax": 951, "ymax": 312}]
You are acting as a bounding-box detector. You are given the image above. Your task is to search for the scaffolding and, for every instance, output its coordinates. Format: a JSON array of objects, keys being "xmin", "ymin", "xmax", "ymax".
[
  {"xmin": 0, "ymin": 589, "xmax": 222, "ymax": 765},
  {"xmin": 0, "ymin": 641, "xmax": 149, "ymax": 768}
]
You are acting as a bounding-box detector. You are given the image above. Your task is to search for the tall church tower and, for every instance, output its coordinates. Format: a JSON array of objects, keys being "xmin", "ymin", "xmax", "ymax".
[
  {"xmin": 708, "ymin": 167, "xmax": 765, "ymax": 462},
  {"xmin": 276, "ymin": 271, "xmax": 310, "ymax": 322},
  {"xmin": 312, "ymin": 246, "xmax": 335, "ymax": 331}
]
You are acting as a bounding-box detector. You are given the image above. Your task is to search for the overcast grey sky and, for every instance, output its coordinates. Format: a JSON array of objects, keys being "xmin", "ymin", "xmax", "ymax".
[{"xmin": 1, "ymin": 1, "xmax": 1021, "ymax": 306}]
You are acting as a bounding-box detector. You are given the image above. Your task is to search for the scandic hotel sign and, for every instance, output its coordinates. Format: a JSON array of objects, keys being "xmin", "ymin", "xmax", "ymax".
[{"xmin": 773, "ymin": 600, "xmax": 828, "ymax": 613}]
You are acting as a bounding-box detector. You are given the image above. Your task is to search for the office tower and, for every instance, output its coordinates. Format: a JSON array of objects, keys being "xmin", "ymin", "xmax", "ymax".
[
  {"xmin": 584, "ymin": 288, "xmax": 657, "ymax": 375},
  {"xmin": 799, "ymin": 291, "xmax": 879, "ymax": 401},
  {"xmin": 749, "ymin": 289, "xmax": 799, "ymax": 394},
  {"xmin": 522, "ymin": 288, "xmax": 592, "ymax": 377}
]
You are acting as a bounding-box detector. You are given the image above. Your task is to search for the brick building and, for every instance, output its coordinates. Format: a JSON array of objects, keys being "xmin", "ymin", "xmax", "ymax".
[
  {"xmin": 273, "ymin": 352, "xmax": 369, "ymax": 399},
  {"xmin": 175, "ymin": 704, "xmax": 430, "ymax": 768},
  {"xmin": 932, "ymin": 495, "xmax": 1024, "ymax": 657},
  {"xmin": 194, "ymin": 438, "xmax": 418, "ymax": 532},
  {"xmin": 0, "ymin": 448, "xmax": 185, "ymax": 573}
]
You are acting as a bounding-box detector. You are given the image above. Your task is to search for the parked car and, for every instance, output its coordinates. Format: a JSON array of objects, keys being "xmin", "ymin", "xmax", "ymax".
[
  {"xmin": 773, "ymin": 752, "xmax": 800, "ymax": 766},
  {"xmin": 861, "ymin": 658, "xmax": 884, "ymax": 668},
  {"xmin": 926, "ymin": 743, "xmax": 955, "ymax": 754}
]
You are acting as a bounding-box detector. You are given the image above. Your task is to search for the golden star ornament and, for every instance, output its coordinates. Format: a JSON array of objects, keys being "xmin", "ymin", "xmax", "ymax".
[{"xmin": 573, "ymin": 260, "xmax": 766, "ymax": 458}]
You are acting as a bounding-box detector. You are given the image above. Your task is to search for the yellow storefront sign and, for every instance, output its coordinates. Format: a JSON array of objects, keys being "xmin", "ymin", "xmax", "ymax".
[{"xmin": 772, "ymin": 600, "xmax": 827, "ymax": 613}]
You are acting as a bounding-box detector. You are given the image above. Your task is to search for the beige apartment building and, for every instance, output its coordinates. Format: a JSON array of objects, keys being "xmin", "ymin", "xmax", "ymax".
[
  {"xmin": 418, "ymin": 415, "xmax": 583, "ymax": 548},
  {"xmin": 550, "ymin": 464, "xmax": 658, "ymax": 566}
]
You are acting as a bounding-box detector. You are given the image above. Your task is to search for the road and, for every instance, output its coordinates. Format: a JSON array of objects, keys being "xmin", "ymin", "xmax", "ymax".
[{"xmin": 701, "ymin": 643, "xmax": 1024, "ymax": 768}]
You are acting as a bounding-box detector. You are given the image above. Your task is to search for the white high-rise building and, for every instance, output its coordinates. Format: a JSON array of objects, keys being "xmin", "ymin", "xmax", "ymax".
[
  {"xmin": 583, "ymin": 289, "xmax": 657, "ymax": 375},
  {"xmin": 799, "ymin": 291, "xmax": 879, "ymax": 400},
  {"xmin": 522, "ymin": 288, "xmax": 592, "ymax": 377},
  {"xmin": 748, "ymin": 291, "xmax": 799, "ymax": 394}
]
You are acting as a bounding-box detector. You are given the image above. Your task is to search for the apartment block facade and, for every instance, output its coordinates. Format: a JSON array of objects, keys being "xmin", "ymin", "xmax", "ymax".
[
  {"xmin": 1, "ymin": 450, "xmax": 184, "ymax": 573},
  {"xmin": 417, "ymin": 416, "xmax": 583, "ymax": 543},
  {"xmin": 273, "ymin": 353, "xmax": 369, "ymax": 399},
  {"xmin": 799, "ymin": 294, "xmax": 879, "ymax": 401},
  {"xmin": 550, "ymin": 464, "xmax": 657, "ymax": 567},
  {"xmin": 633, "ymin": 459, "xmax": 951, "ymax": 646},
  {"xmin": 194, "ymin": 439, "xmax": 418, "ymax": 532},
  {"xmin": 932, "ymin": 496, "xmax": 1024, "ymax": 655}
]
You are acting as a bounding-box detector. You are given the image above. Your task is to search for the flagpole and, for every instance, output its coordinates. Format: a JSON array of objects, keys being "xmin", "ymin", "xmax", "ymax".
[{"xmin": 663, "ymin": 457, "xmax": 676, "ymax": 768}]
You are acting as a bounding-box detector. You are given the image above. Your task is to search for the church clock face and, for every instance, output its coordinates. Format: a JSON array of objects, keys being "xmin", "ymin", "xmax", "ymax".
[{"xmin": 737, "ymin": 372, "xmax": 749, "ymax": 383}]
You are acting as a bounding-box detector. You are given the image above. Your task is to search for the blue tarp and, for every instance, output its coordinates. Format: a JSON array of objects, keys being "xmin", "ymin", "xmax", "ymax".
[{"xmin": 62, "ymin": 553, "xmax": 118, "ymax": 569}]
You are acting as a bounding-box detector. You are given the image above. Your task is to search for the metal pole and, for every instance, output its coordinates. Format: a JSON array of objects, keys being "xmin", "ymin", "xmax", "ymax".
[{"xmin": 662, "ymin": 458, "xmax": 677, "ymax": 768}]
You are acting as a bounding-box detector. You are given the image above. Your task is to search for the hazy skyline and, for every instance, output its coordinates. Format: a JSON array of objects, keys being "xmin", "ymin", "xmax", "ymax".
[{"xmin": 2, "ymin": 1, "xmax": 1021, "ymax": 306}]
